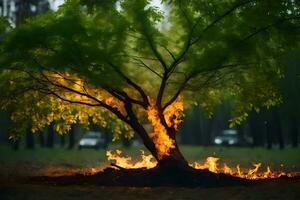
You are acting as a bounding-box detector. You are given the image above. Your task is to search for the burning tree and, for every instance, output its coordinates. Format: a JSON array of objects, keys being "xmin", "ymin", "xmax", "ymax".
[{"xmin": 0, "ymin": 0, "xmax": 300, "ymax": 171}]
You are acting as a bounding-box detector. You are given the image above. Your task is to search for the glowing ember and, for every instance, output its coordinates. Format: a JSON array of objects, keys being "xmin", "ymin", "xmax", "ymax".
[
  {"xmin": 106, "ymin": 150, "xmax": 300, "ymax": 180},
  {"xmin": 146, "ymin": 97, "xmax": 184, "ymax": 160}
]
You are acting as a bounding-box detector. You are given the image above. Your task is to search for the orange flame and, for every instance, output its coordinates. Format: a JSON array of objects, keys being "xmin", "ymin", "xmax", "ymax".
[
  {"xmin": 106, "ymin": 150, "xmax": 300, "ymax": 180},
  {"xmin": 147, "ymin": 104, "xmax": 175, "ymax": 160},
  {"xmin": 146, "ymin": 97, "xmax": 184, "ymax": 160},
  {"xmin": 163, "ymin": 96, "xmax": 184, "ymax": 129},
  {"xmin": 106, "ymin": 150, "xmax": 157, "ymax": 169},
  {"xmin": 191, "ymin": 157, "xmax": 300, "ymax": 179}
]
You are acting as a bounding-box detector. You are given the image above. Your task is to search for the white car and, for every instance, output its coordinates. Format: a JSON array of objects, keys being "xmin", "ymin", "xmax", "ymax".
[
  {"xmin": 214, "ymin": 129, "xmax": 252, "ymax": 146},
  {"xmin": 78, "ymin": 131, "xmax": 106, "ymax": 149}
]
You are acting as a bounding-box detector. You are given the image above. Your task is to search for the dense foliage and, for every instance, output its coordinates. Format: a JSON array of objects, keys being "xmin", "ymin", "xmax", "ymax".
[{"xmin": 0, "ymin": 0, "xmax": 299, "ymax": 159}]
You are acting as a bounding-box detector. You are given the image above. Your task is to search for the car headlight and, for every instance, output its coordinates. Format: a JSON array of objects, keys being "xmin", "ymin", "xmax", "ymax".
[{"xmin": 214, "ymin": 138, "xmax": 222, "ymax": 144}]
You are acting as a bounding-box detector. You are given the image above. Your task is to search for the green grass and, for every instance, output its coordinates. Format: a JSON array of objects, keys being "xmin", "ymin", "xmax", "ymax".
[{"xmin": 0, "ymin": 145, "xmax": 299, "ymax": 169}]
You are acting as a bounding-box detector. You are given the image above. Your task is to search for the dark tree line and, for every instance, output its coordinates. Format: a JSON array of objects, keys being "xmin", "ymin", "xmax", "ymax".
[
  {"xmin": 180, "ymin": 54, "xmax": 300, "ymax": 149},
  {"xmin": 0, "ymin": 0, "xmax": 53, "ymax": 150}
]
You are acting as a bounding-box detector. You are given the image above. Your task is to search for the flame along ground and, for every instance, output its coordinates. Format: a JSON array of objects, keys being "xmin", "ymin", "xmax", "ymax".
[{"xmin": 106, "ymin": 150, "xmax": 300, "ymax": 180}]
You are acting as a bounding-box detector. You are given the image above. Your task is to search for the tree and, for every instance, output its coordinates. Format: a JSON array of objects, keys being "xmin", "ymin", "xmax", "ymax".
[
  {"xmin": 25, "ymin": 126, "xmax": 35, "ymax": 149},
  {"xmin": 68, "ymin": 124, "xmax": 75, "ymax": 149},
  {"xmin": 0, "ymin": 0, "xmax": 300, "ymax": 169},
  {"xmin": 46, "ymin": 122, "xmax": 55, "ymax": 148}
]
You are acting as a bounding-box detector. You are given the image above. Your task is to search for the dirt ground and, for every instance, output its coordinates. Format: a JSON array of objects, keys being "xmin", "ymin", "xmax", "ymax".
[
  {"xmin": 0, "ymin": 146, "xmax": 299, "ymax": 200},
  {"xmin": 0, "ymin": 179, "xmax": 299, "ymax": 200}
]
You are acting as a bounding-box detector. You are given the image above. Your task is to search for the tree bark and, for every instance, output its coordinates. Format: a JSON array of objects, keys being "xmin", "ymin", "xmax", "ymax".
[
  {"xmin": 12, "ymin": 140, "xmax": 19, "ymax": 151},
  {"xmin": 46, "ymin": 123, "xmax": 54, "ymax": 148},
  {"xmin": 272, "ymin": 108, "xmax": 284, "ymax": 149},
  {"xmin": 68, "ymin": 125, "xmax": 75, "ymax": 149},
  {"xmin": 290, "ymin": 115, "xmax": 298, "ymax": 147},
  {"xmin": 248, "ymin": 112, "xmax": 265, "ymax": 147},
  {"xmin": 60, "ymin": 135, "xmax": 65, "ymax": 147},
  {"xmin": 124, "ymin": 99, "xmax": 189, "ymax": 170},
  {"xmin": 25, "ymin": 127, "xmax": 35, "ymax": 149},
  {"xmin": 38, "ymin": 131, "xmax": 45, "ymax": 147},
  {"xmin": 158, "ymin": 128, "xmax": 189, "ymax": 169},
  {"xmin": 265, "ymin": 121, "xmax": 272, "ymax": 149},
  {"xmin": 130, "ymin": 119, "xmax": 188, "ymax": 169}
]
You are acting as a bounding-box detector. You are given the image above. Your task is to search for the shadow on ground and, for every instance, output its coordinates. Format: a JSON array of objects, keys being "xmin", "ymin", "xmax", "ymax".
[{"xmin": 1, "ymin": 180, "xmax": 300, "ymax": 200}]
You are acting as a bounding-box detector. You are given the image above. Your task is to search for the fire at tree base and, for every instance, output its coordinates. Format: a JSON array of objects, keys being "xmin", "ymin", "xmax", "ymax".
[
  {"xmin": 30, "ymin": 165, "xmax": 300, "ymax": 187},
  {"xmin": 30, "ymin": 150, "xmax": 300, "ymax": 187}
]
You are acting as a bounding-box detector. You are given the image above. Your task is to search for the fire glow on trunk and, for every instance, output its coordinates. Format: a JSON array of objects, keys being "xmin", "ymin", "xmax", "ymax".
[{"xmin": 146, "ymin": 97, "xmax": 184, "ymax": 160}]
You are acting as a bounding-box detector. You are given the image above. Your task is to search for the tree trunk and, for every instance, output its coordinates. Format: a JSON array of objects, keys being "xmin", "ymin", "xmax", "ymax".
[
  {"xmin": 124, "ymin": 100, "xmax": 189, "ymax": 170},
  {"xmin": 46, "ymin": 123, "xmax": 54, "ymax": 148},
  {"xmin": 68, "ymin": 125, "xmax": 75, "ymax": 149},
  {"xmin": 12, "ymin": 140, "xmax": 19, "ymax": 151},
  {"xmin": 144, "ymin": 125, "xmax": 188, "ymax": 169},
  {"xmin": 103, "ymin": 128, "xmax": 110, "ymax": 149},
  {"xmin": 60, "ymin": 135, "xmax": 66, "ymax": 147},
  {"xmin": 38, "ymin": 131, "xmax": 45, "ymax": 147},
  {"xmin": 157, "ymin": 137, "xmax": 189, "ymax": 169},
  {"xmin": 25, "ymin": 128, "xmax": 35, "ymax": 149},
  {"xmin": 290, "ymin": 116, "xmax": 298, "ymax": 147},
  {"xmin": 130, "ymin": 119, "xmax": 188, "ymax": 169},
  {"xmin": 265, "ymin": 121, "xmax": 272, "ymax": 149},
  {"xmin": 272, "ymin": 108, "xmax": 284, "ymax": 149},
  {"xmin": 121, "ymin": 135, "xmax": 132, "ymax": 148},
  {"xmin": 248, "ymin": 112, "xmax": 265, "ymax": 146}
]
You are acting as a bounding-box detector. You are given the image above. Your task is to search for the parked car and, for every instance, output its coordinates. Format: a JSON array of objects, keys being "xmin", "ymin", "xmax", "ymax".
[
  {"xmin": 78, "ymin": 131, "xmax": 106, "ymax": 149},
  {"xmin": 213, "ymin": 129, "xmax": 252, "ymax": 146}
]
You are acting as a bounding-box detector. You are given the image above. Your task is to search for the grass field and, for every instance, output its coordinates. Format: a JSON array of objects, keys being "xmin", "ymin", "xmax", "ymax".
[{"xmin": 0, "ymin": 144, "xmax": 299, "ymax": 169}]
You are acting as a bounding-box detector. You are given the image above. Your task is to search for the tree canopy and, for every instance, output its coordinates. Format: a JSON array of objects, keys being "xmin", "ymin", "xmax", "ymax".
[{"xmin": 0, "ymin": 0, "xmax": 300, "ymax": 163}]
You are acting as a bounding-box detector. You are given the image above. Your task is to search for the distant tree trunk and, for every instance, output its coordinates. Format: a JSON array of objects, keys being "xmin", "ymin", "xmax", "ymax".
[
  {"xmin": 121, "ymin": 135, "xmax": 132, "ymax": 148},
  {"xmin": 290, "ymin": 116, "xmax": 298, "ymax": 147},
  {"xmin": 103, "ymin": 128, "xmax": 110, "ymax": 149},
  {"xmin": 68, "ymin": 125, "xmax": 75, "ymax": 149},
  {"xmin": 25, "ymin": 128, "xmax": 34, "ymax": 149},
  {"xmin": 15, "ymin": 0, "xmax": 31, "ymax": 26},
  {"xmin": 38, "ymin": 131, "xmax": 45, "ymax": 147},
  {"xmin": 46, "ymin": 123, "xmax": 54, "ymax": 148},
  {"xmin": 60, "ymin": 135, "xmax": 65, "ymax": 147},
  {"xmin": 204, "ymin": 118, "xmax": 214, "ymax": 146},
  {"xmin": 248, "ymin": 112, "xmax": 265, "ymax": 147},
  {"xmin": 272, "ymin": 108, "xmax": 284, "ymax": 149},
  {"xmin": 265, "ymin": 121, "xmax": 272, "ymax": 149},
  {"xmin": 179, "ymin": 109, "xmax": 196, "ymax": 145},
  {"xmin": 12, "ymin": 140, "xmax": 19, "ymax": 151}
]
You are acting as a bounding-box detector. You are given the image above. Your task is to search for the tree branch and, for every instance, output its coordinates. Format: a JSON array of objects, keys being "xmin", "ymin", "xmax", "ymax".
[
  {"xmin": 132, "ymin": 58, "xmax": 163, "ymax": 78},
  {"xmin": 191, "ymin": 0, "xmax": 257, "ymax": 45},
  {"xmin": 107, "ymin": 61, "xmax": 149, "ymax": 107},
  {"xmin": 242, "ymin": 14, "xmax": 300, "ymax": 41},
  {"xmin": 39, "ymin": 72, "xmax": 130, "ymax": 124},
  {"xmin": 142, "ymin": 31, "xmax": 168, "ymax": 71}
]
